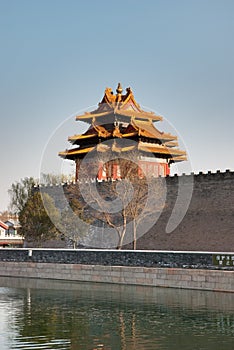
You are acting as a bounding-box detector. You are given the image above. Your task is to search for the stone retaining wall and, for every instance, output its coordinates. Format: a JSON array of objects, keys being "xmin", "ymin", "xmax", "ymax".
[
  {"xmin": 0, "ymin": 261, "xmax": 233, "ymax": 292},
  {"xmin": 0, "ymin": 249, "xmax": 234, "ymax": 292}
]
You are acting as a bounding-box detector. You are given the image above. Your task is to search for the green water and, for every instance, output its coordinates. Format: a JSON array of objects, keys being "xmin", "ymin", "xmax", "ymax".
[{"xmin": 0, "ymin": 277, "xmax": 234, "ymax": 349}]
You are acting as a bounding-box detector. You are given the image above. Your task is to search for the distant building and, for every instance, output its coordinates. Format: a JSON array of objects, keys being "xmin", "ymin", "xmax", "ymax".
[
  {"xmin": 0, "ymin": 219, "xmax": 23, "ymax": 247},
  {"xmin": 59, "ymin": 84, "xmax": 186, "ymax": 181}
]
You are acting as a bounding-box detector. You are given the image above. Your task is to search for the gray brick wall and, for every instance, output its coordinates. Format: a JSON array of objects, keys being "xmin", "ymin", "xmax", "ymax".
[{"xmin": 34, "ymin": 170, "xmax": 234, "ymax": 251}]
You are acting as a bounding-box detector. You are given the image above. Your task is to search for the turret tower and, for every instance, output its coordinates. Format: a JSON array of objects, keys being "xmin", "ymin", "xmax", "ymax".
[{"xmin": 59, "ymin": 84, "xmax": 186, "ymax": 181}]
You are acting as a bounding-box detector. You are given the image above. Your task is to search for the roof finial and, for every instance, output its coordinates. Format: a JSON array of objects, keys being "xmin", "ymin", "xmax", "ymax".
[{"xmin": 116, "ymin": 83, "xmax": 123, "ymax": 95}]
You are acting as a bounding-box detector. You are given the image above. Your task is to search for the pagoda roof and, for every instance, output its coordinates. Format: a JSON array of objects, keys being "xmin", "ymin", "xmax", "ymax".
[
  {"xmin": 131, "ymin": 119, "xmax": 176, "ymax": 142},
  {"xmin": 75, "ymin": 84, "xmax": 162, "ymax": 123},
  {"xmin": 68, "ymin": 124, "xmax": 111, "ymax": 143},
  {"xmin": 164, "ymin": 141, "xmax": 179, "ymax": 148},
  {"xmin": 138, "ymin": 141, "xmax": 186, "ymax": 157},
  {"xmin": 59, "ymin": 146, "xmax": 95, "ymax": 158},
  {"xmin": 68, "ymin": 119, "xmax": 176, "ymax": 144},
  {"xmin": 170, "ymin": 155, "xmax": 188, "ymax": 162},
  {"xmin": 59, "ymin": 84, "xmax": 187, "ymax": 165},
  {"xmin": 59, "ymin": 141, "xmax": 186, "ymax": 161}
]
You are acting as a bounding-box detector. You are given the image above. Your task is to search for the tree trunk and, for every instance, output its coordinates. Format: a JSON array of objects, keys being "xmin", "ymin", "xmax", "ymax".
[
  {"xmin": 133, "ymin": 221, "xmax": 137, "ymax": 250},
  {"xmin": 117, "ymin": 228, "xmax": 126, "ymax": 250}
]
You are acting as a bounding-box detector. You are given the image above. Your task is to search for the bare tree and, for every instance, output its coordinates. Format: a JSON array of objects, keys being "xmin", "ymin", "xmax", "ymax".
[
  {"xmin": 40, "ymin": 172, "xmax": 75, "ymax": 186},
  {"xmin": 0, "ymin": 210, "xmax": 17, "ymax": 222},
  {"xmin": 125, "ymin": 177, "xmax": 165, "ymax": 249},
  {"xmin": 78, "ymin": 150, "xmax": 165, "ymax": 249}
]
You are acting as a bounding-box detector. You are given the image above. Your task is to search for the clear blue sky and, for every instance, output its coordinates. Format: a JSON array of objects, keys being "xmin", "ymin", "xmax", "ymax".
[{"xmin": 0, "ymin": 0, "xmax": 234, "ymax": 211}]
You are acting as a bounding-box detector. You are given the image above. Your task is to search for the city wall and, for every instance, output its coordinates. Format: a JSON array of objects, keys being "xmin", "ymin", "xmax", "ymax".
[
  {"xmin": 144, "ymin": 169, "xmax": 234, "ymax": 252},
  {"xmin": 37, "ymin": 169, "xmax": 234, "ymax": 251},
  {"xmin": 0, "ymin": 249, "xmax": 234, "ymax": 292}
]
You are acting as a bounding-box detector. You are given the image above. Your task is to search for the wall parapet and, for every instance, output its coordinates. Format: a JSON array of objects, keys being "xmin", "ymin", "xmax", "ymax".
[{"xmin": 35, "ymin": 169, "xmax": 234, "ymax": 189}]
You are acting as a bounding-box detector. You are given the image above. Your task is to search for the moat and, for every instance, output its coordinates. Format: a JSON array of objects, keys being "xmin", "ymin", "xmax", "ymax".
[{"xmin": 0, "ymin": 277, "xmax": 234, "ymax": 349}]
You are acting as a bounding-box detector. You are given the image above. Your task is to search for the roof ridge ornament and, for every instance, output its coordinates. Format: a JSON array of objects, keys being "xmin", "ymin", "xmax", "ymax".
[
  {"xmin": 116, "ymin": 82, "xmax": 123, "ymax": 95},
  {"xmin": 126, "ymin": 86, "xmax": 132, "ymax": 93}
]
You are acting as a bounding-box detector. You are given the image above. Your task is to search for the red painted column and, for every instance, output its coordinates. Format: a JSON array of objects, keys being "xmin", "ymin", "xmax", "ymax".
[
  {"xmin": 165, "ymin": 163, "xmax": 170, "ymax": 176},
  {"xmin": 97, "ymin": 162, "xmax": 103, "ymax": 181},
  {"xmin": 112, "ymin": 163, "xmax": 118, "ymax": 180}
]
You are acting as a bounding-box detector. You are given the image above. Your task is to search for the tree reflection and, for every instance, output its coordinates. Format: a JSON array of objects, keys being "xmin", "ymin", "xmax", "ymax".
[{"xmin": 1, "ymin": 280, "xmax": 234, "ymax": 350}]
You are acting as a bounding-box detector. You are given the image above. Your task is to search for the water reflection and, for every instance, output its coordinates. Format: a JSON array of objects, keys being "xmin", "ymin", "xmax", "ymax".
[{"xmin": 0, "ymin": 277, "xmax": 234, "ymax": 349}]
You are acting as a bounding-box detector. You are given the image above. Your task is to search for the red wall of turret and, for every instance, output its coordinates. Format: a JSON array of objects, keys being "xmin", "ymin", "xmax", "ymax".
[{"xmin": 97, "ymin": 161, "xmax": 170, "ymax": 181}]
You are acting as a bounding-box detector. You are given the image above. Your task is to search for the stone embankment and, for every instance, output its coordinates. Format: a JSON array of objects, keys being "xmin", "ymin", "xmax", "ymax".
[{"xmin": 0, "ymin": 249, "xmax": 233, "ymax": 292}]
